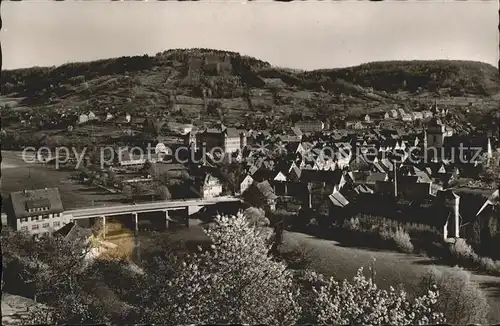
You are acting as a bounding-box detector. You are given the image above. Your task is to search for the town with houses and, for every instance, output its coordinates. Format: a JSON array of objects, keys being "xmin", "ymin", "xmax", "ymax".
[
  {"xmin": 1, "ymin": 2, "xmax": 499, "ymax": 323},
  {"xmin": 3, "ymin": 85, "xmax": 500, "ymax": 325},
  {"xmin": 3, "ymin": 100, "xmax": 498, "ymax": 243}
]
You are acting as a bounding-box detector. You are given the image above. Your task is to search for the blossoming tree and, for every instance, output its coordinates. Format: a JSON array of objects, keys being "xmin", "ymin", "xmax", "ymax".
[{"xmin": 143, "ymin": 213, "xmax": 301, "ymax": 325}]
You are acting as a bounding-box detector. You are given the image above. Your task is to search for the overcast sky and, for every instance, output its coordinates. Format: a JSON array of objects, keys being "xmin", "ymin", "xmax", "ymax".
[{"xmin": 2, "ymin": 1, "xmax": 498, "ymax": 71}]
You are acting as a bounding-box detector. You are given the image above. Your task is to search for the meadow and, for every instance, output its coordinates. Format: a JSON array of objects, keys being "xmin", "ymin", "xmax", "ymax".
[{"xmin": 1, "ymin": 151, "xmax": 123, "ymax": 211}]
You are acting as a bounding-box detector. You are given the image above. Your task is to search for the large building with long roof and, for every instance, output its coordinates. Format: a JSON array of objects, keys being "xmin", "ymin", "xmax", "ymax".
[{"xmin": 6, "ymin": 188, "xmax": 69, "ymax": 236}]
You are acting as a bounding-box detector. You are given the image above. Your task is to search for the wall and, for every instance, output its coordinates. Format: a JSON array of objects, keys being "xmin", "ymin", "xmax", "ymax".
[
  {"xmin": 240, "ymin": 177, "xmax": 253, "ymax": 194},
  {"xmin": 16, "ymin": 213, "xmax": 70, "ymax": 235},
  {"xmin": 224, "ymin": 136, "xmax": 241, "ymax": 153},
  {"xmin": 203, "ymin": 184, "xmax": 223, "ymax": 199}
]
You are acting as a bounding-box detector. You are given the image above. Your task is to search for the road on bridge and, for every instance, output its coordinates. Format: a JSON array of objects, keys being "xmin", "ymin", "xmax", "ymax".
[{"xmin": 65, "ymin": 197, "xmax": 242, "ymax": 219}]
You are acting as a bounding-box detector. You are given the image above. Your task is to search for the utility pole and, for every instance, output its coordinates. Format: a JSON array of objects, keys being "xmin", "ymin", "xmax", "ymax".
[{"xmin": 393, "ymin": 160, "xmax": 398, "ymax": 198}]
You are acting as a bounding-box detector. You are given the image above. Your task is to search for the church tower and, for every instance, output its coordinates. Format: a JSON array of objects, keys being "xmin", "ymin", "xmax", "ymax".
[{"xmin": 426, "ymin": 117, "xmax": 446, "ymax": 149}]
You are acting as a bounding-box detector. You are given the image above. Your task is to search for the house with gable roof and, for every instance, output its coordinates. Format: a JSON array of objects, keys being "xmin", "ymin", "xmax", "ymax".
[
  {"xmin": 290, "ymin": 126, "xmax": 304, "ymax": 142},
  {"xmin": 200, "ymin": 172, "xmax": 223, "ymax": 199},
  {"xmin": 53, "ymin": 221, "xmax": 93, "ymax": 246},
  {"xmin": 273, "ymin": 170, "xmax": 289, "ymax": 196},
  {"xmin": 329, "ymin": 186, "xmax": 350, "ymax": 208},
  {"xmin": 87, "ymin": 111, "xmax": 98, "ymax": 122},
  {"xmin": 242, "ymin": 180, "xmax": 278, "ymax": 211},
  {"xmin": 326, "ymin": 185, "xmax": 356, "ymax": 222},
  {"xmin": 196, "ymin": 123, "xmax": 247, "ymax": 154},
  {"xmin": 7, "ymin": 188, "xmax": 68, "ymax": 237},
  {"xmin": 78, "ymin": 113, "xmax": 89, "ymax": 125},
  {"xmin": 239, "ymin": 175, "xmax": 254, "ymax": 195}
]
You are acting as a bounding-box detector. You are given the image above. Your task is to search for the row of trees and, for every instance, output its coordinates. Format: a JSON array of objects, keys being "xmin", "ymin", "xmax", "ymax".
[
  {"xmin": 76, "ymin": 160, "xmax": 196, "ymax": 202},
  {"xmin": 121, "ymin": 183, "xmax": 171, "ymax": 202},
  {"xmin": 304, "ymin": 60, "xmax": 499, "ymax": 96},
  {"xmin": 3, "ymin": 213, "xmax": 490, "ymax": 325}
]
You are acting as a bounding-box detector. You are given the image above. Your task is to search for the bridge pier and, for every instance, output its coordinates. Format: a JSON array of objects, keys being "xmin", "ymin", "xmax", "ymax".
[
  {"xmin": 165, "ymin": 210, "xmax": 169, "ymax": 230},
  {"xmin": 184, "ymin": 206, "xmax": 189, "ymax": 228},
  {"xmin": 102, "ymin": 215, "xmax": 106, "ymax": 239},
  {"xmin": 134, "ymin": 213, "xmax": 139, "ymax": 234}
]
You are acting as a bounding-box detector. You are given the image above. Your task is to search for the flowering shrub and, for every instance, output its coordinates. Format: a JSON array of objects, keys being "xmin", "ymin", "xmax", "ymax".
[
  {"xmin": 143, "ymin": 213, "xmax": 301, "ymax": 325},
  {"xmin": 341, "ymin": 217, "xmax": 414, "ymax": 254},
  {"xmin": 391, "ymin": 227, "xmax": 414, "ymax": 253},
  {"xmin": 448, "ymin": 238, "xmax": 500, "ymax": 276},
  {"xmin": 450, "ymin": 238, "xmax": 476, "ymax": 261},
  {"xmin": 243, "ymin": 206, "xmax": 270, "ymax": 226},
  {"xmin": 478, "ymin": 256, "xmax": 500, "ymax": 273},
  {"xmin": 303, "ymin": 265, "xmax": 445, "ymax": 325},
  {"xmin": 343, "ymin": 216, "xmax": 360, "ymax": 230},
  {"xmin": 418, "ymin": 266, "xmax": 489, "ymax": 324}
]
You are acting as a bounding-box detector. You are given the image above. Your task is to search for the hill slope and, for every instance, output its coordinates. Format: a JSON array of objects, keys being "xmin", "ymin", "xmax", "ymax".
[{"xmin": 1, "ymin": 48, "xmax": 498, "ymax": 128}]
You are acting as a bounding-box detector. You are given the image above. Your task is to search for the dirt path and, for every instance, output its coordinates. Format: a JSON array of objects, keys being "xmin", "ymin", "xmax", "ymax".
[{"xmin": 282, "ymin": 231, "xmax": 500, "ymax": 323}]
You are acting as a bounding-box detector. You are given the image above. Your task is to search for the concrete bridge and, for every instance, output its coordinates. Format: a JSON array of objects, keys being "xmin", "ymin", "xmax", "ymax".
[{"xmin": 64, "ymin": 196, "xmax": 242, "ymax": 238}]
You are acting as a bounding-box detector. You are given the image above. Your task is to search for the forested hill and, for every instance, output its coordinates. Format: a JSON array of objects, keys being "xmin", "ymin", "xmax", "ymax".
[
  {"xmin": 1, "ymin": 48, "xmax": 498, "ymax": 124},
  {"xmin": 305, "ymin": 60, "xmax": 500, "ymax": 96}
]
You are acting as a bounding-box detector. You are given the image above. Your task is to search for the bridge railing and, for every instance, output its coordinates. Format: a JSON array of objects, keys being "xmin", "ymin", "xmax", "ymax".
[{"xmin": 65, "ymin": 196, "xmax": 240, "ymax": 212}]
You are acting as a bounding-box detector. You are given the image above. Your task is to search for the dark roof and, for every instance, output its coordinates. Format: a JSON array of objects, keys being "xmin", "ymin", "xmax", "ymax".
[
  {"xmin": 372, "ymin": 161, "xmax": 386, "ymax": 173},
  {"xmin": 428, "ymin": 117, "xmax": 443, "ymax": 127},
  {"xmin": 285, "ymin": 142, "xmax": 301, "ymax": 153},
  {"xmin": 354, "ymin": 184, "xmax": 374, "ymax": 194},
  {"xmin": 348, "ymin": 171, "xmax": 369, "ymax": 183},
  {"xmin": 329, "ymin": 190, "xmax": 350, "ymax": 207},
  {"xmin": 10, "ymin": 188, "xmax": 64, "ymax": 219},
  {"xmin": 398, "ymin": 179, "xmax": 432, "ymax": 200},
  {"xmin": 300, "ymin": 170, "xmax": 342, "ymax": 185},
  {"xmin": 436, "ymin": 189, "xmax": 460, "ymax": 205},
  {"xmin": 53, "ymin": 222, "xmax": 93, "ymax": 242},
  {"xmin": 415, "ymin": 171, "xmax": 433, "ymax": 183},
  {"xmin": 370, "ymin": 112, "xmax": 386, "ymax": 119},
  {"xmin": 203, "ymin": 172, "xmax": 222, "ymax": 186},
  {"xmin": 256, "ymin": 181, "xmax": 278, "ymax": 201},
  {"xmin": 26, "ymin": 198, "xmax": 51, "ymax": 210},
  {"xmin": 476, "ymin": 189, "xmax": 500, "ymax": 216},
  {"xmin": 200, "ymin": 122, "xmax": 227, "ymax": 134},
  {"xmin": 366, "ymin": 172, "xmax": 388, "ymax": 184},
  {"xmin": 288, "ymin": 165, "xmax": 302, "ymax": 181},
  {"xmin": 290, "ymin": 127, "xmax": 303, "ymax": 137},
  {"xmin": 226, "ymin": 127, "xmax": 245, "ymax": 138},
  {"xmin": 248, "ymin": 165, "xmax": 260, "ymax": 176},
  {"xmin": 443, "ymin": 135, "xmax": 490, "ymax": 149}
]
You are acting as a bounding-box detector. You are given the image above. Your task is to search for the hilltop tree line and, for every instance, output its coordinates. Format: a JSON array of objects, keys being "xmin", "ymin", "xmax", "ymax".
[
  {"xmin": 2, "ymin": 55, "xmax": 155, "ymax": 103},
  {"xmin": 304, "ymin": 60, "xmax": 499, "ymax": 96},
  {"xmin": 4, "ymin": 48, "xmax": 496, "ymax": 110}
]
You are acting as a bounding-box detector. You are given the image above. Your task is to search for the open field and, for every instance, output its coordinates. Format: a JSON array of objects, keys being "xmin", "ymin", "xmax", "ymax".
[
  {"xmin": 1, "ymin": 151, "xmax": 123, "ymax": 210},
  {"xmin": 282, "ymin": 231, "xmax": 500, "ymax": 323}
]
